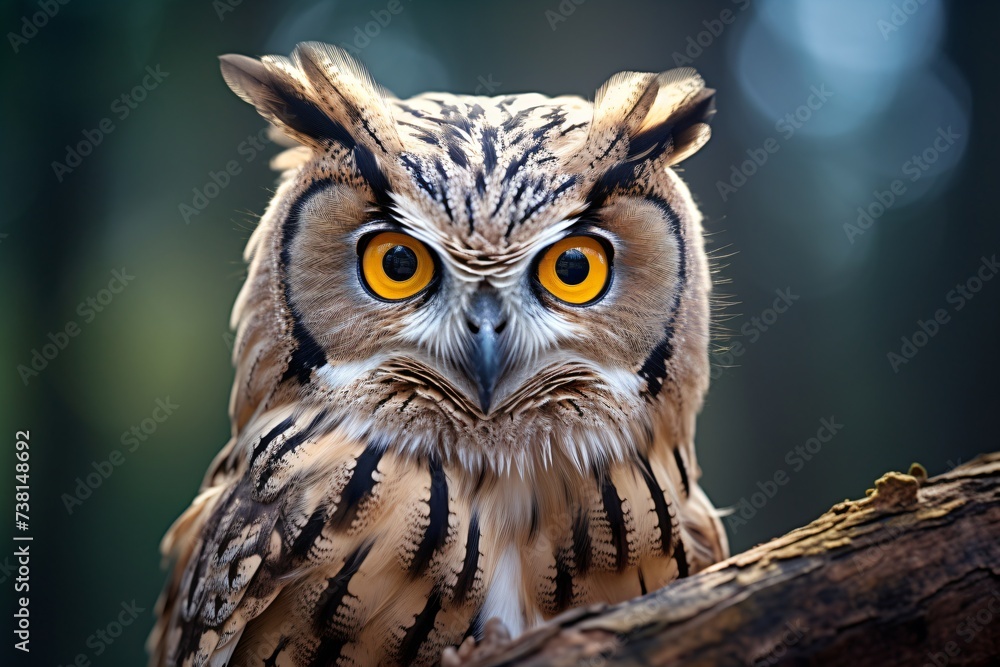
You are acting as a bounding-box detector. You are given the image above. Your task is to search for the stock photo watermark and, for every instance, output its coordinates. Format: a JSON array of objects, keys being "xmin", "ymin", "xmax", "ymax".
[
  {"xmin": 12, "ymin": 544, "xmax": 30, "ymax": 652},
  {"xmin": 7, "ymin": 0, "xmax": 71, "ymax": 53},
  {"xmin": 671, "ymin": 0, "xmax": 752, "ymax": 66},
  {"xmin": 716, "ymin": 84, "xmax": 834, "ymax": 202},
  {"xmin": 0, "ymin": 556, "xmax": 16, "ymax": 586},
  {"xmin": 12, "ymin": 432, "xmax": 31, "ymax": 652},
  {"xmin": 179, "ymin": 127, "xmax": 272, "ymax": 223},
  {"xmin": 55, "ymin": 599, "xmax": 146, "ymax": 666},
  {"xmin": 336, "ymin": 0, "xmax": 415, "ymax": 56},
  {"xmin": 545, "ymin": 0, "xmax": 588, "ymax": 31},
  {"xmin": 51, "ymin": 65, "xmax": 170, "ymax": 182},
  {"xmin": 711, "ymin": 287, "xmax": 799, "ymax": 380},
  {"xmin": 750, "ymin": 619, "xmax": 809, "ymax": 666},
  {"xmin": 917, "ymin": 588, "xmax": 1000, "ymax": 667},
  {"xmin": 16, "ymin": 268, "xmax": 135, "ymax": 386},
  {"xmin": 213, "ymin": 0, "xmax": 242, "ymax": 21},
  {"xmin": 844, "ymin": 125, "xmax": 960, "ymax": 244},
  {"xmin": 877, "ymin": 0, "xmax": 932, "ymax": 40},
  {"xmin": 61, "ymin": 397, "xmax": 180, "ymax": 514},
  {"xmin": 725, "ymin": 416, "xmax": 844, "ymax": 534},
  {"xmin": 887, "ymin": 253, "xmax": 997, "ymax": 373},
  {"xmin": 474, "ymin": 74, "xmax": 502, "ymax": 95}
]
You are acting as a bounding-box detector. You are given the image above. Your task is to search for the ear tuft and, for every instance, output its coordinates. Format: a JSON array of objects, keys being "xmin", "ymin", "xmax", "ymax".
[
  {"xmin": 219, "ymin": 52, "xmax": 350, "ymax": 150},
  {"xmin": 291, "ymin": 42, "xmax": 402, "ymax": 154},
  {"xmin": 587, "ymin": 68, "xmax": 715, "ymax": 169},
  {"xmin": 218, "ymin": 44, "xmax": 401, "ymax": 157},
  {"xmin": 634, "ymin": 69, "xmax": 715, "ymax": 166},
  {"xmin": 218, "ymin": 53, "xmax": 271, "ymax": 108}
]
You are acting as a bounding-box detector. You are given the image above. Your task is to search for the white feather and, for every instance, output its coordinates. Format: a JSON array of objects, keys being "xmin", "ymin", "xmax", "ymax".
[
  {"xmin": 315, "ymin": 357, "xmax": 384, "ymax": 389},
  {"xmin": 481, "ymin": 543, "xmax": 525, "ymax": 637}
]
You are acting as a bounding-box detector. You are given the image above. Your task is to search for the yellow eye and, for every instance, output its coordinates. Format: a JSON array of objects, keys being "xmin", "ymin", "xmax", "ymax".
[
  {"xmin": 537, "ymin": 235, "xmax": 610, "ymax": 305},
  {"xmin": 361, "ymin": 231, "xmax": 435, "ymax": 301}
]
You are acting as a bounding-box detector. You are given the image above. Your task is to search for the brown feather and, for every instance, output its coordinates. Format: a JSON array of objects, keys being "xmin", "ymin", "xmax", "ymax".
[{"xmin": 152, "ymin": 42, "xmax": 726, "ymax": 667}]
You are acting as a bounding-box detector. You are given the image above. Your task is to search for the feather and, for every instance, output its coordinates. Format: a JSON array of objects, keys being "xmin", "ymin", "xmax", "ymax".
[{"xmin": 153, "ymin": 40, "xmax": 728, "ymax": 667}]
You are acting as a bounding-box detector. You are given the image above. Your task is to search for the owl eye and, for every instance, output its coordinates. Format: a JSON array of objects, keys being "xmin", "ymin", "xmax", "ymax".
[
  {"xmin": 537, "ymin": 235, "xmax": 611, "ymax": 305},
  {"xmin": 360, "ymin": 231, "xmax": 435, "ymax": 301}
]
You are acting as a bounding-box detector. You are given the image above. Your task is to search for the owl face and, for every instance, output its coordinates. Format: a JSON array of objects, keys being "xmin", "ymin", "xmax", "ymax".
[{"xmin": 222, "ymin": 43, "xmax": 715, "ymax": 474}]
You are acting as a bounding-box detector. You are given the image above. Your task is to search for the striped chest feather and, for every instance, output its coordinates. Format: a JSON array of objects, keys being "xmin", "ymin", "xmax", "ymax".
[{"xmin": 152, "ymin": 406, "xmax": 714, "ymax": 667}]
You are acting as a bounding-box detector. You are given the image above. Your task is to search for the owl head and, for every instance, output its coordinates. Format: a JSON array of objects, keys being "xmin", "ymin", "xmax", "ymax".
[{"xmin": 221, "ymin": 43, "xmax": 715, "ymax": 476}]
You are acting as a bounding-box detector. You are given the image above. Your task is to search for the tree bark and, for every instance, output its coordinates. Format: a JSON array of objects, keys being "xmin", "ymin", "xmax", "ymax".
[{"xmin": 454, "ymin": 453, "xmax": 1000, "ymax": 666}]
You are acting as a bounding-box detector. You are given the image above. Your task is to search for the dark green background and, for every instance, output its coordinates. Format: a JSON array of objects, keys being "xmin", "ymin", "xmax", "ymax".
[{"xmin": 2, "ymin": 0, "xmax": 997, "ymax": 664}]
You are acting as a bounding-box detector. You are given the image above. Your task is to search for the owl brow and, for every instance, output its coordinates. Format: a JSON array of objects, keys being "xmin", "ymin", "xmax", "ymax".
[
  {"xmin": 581, "ymin": 152, "xmax": 662, "ymax": 213},
  {"xmin": 303, "ymin": 117, "xmax": 391, "ymax": 207},
  {"xmin": 562, "ymin": 219, "xmax": 613, "ymax": 240},
  {"xmin": 353, "ymin": 144, "xmax": 392, "ymax": 206}
]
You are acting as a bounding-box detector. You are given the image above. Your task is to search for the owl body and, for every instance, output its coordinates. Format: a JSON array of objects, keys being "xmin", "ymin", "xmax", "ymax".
[{"xmin": 150, "ymin": 43, "xmax": 727, "ymax": 667}]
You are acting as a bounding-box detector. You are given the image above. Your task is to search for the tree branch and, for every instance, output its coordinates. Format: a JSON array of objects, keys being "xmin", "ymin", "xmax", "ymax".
[{"xmin": 453, "ymin": 453, "xmax": 1000, "ymax": 666}]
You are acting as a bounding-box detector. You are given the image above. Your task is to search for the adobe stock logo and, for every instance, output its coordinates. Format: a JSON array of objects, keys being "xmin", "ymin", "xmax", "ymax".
[
  {"xmin": 50, "ymin": 66, "xmax": 170, "ymax": 182},
  {"xmin": 545, "ymin": 0, "xmax": 588, "ymax": 31},
  {"xmin": 670, "ymin": 0, "xmax": 752, "ymax": 67},
  {"xmin": 887, "ymin": 254, "xmax": 997, "ymax": 373},
  {"xmin": 61, "ymin": 397, "xmax": 179, "ymax": 514},
  {"xmin": 7, "ymin": 0, "xmax": 71, "ymax": 53},
  {"xmin": 213, "ymin": 0, "xmax": 242, "ymax": 21},
  {"xmin": 336, "ymin": 0, "xmax": 414, "ymax": 56},
  {"xmin": 178, "ymin": 127, "xmax": 271, "ymax": 224},
  {"xmin": 716, "ymin": 84, "xmax": 833, "ymax": 202},
  {"xmin": 844, "ymin": 126, "xmax": 960, "ymax": 244},
  {"xmin": 725, "ymin": 417, "xmax": 844, "ymax": 535},
  {"xmin": 877, "ymin": 0, "xmax": 932, "ymax": 40},
  {"xmin": 16, "ymin": 269, "xmax": 135, "ymax": 386},
  {"xmin": 56, "ymin": 600, "xmax": 146, "ymax": 667},
  {"xmin": 710, "ymin": 288, "xmax": 799, "ymax": 380}
]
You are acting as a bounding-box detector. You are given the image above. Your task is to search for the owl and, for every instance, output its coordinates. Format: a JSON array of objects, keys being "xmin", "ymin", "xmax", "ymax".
[{"xmin": 149, "ymin": 42, "xmax": 727, "ymax": 667}]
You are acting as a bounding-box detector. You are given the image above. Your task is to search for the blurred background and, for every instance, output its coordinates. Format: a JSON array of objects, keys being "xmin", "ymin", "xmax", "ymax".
[{"xmin": 1, "ymin": 0, "xmax": 997, "ymax": 664}]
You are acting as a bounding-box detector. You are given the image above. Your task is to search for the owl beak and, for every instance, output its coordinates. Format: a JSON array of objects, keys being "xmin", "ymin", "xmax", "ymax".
[{"xmin": 466, "ymin": 290, "xmax": 505, "ymax": 415}]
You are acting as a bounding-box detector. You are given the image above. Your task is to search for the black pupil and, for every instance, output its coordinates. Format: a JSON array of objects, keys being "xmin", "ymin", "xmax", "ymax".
[
  {"xmin": 555, "ymin": 248, "xmax": 589, "ymax": 285},
  {"xmin": 383, "ymin": 245, "xmax": 418, "ymax": 281}
]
